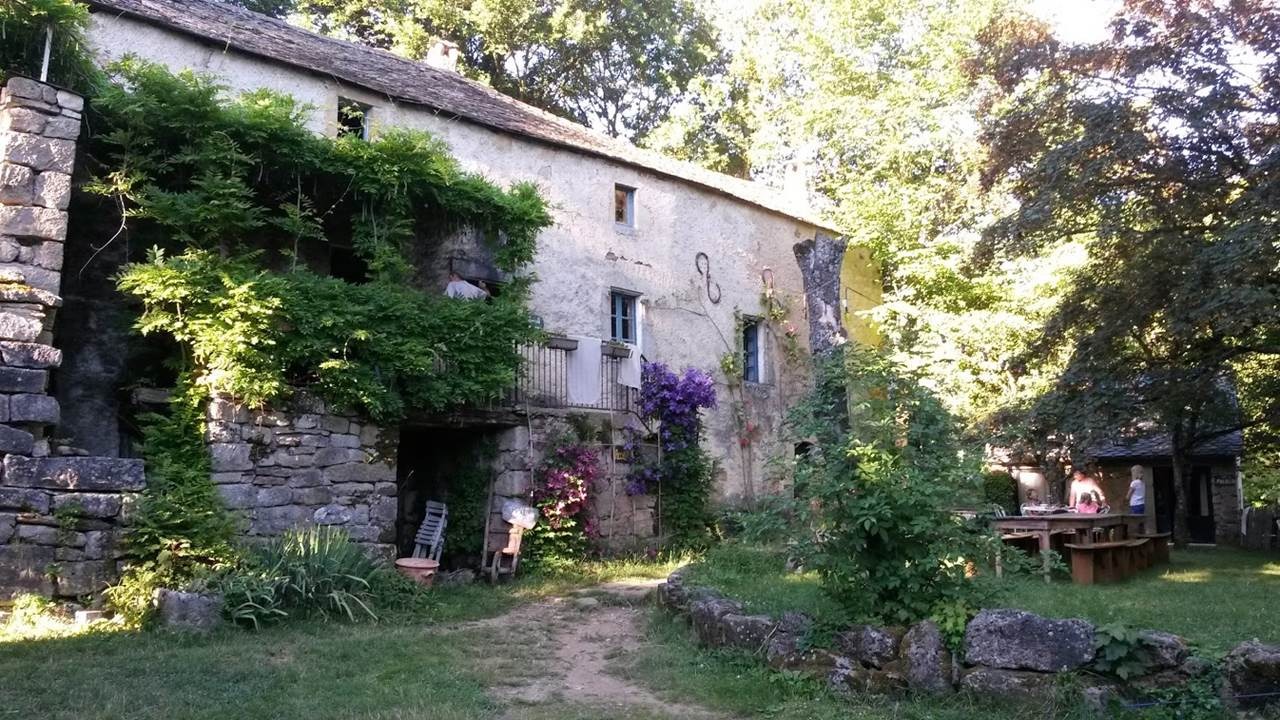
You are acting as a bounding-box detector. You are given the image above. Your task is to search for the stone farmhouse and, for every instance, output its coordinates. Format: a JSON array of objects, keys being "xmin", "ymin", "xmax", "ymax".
[{"xmin": 0, "ymin": 0, "xmax": 879, "ymax": 595}]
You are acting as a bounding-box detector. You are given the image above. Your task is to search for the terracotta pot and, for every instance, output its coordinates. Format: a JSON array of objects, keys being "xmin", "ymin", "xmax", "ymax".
[{"xmin": 394, "ymin": 558, "xmax": 440, "ymax": 588}]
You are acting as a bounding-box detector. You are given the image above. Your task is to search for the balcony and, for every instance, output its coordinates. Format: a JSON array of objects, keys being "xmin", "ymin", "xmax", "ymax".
[{"xmin": 507, "ymin": 338, "xmax": 636, "ymax": 413}]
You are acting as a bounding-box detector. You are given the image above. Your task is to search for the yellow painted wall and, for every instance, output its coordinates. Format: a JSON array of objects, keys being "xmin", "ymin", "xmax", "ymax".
[{"xmin": 840, "ymin": 244, "xmax": 883, "ymax": 347}]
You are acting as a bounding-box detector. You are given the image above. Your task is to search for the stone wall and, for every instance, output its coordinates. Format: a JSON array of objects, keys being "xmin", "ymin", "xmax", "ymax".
[
  {"xmin": 658, "ymin": 569, "xmax": 1280, "ymax": 715},
  {"xmin": 0, "ymin": 77, "xmax": 145, "ymax": 599},
  {"xmin": 1212, "ymin": 464, "xmax": 1242, "ymax": 545},
  {"xmin": 205, "ymin": 393, "xmax": 399, "ymax": 559},
  {"xmin": 487, "ymin": 411, "xmax": 660, "ymax": 557}
]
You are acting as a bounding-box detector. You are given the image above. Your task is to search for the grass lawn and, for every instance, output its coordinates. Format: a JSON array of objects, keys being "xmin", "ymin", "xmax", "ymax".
[
  {"xmin": 0, "ymin": 574, "xmax": 1085, "ymax": 720},
  {"xmin": 0, "ymin": 558, "xmax": 680, "ymax": 719},
  {"xmin": 681, "ymin": 543, "xmax": 1280, "ymax": 655}
]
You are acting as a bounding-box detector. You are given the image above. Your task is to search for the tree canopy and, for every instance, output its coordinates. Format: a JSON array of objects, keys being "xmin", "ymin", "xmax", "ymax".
[
  {"xmin": 975, "ymin": 0, "xmax": 1280, "ymax": 541},
  {"xmin": 232, "ymin": 0, "xmax": 723, "ymax": 141}
]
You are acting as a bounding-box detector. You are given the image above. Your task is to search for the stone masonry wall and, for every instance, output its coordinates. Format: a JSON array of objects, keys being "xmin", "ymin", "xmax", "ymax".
[
  {"xmin": 1213, "ymin": 465, "xmax": 1241, "ymax": 545},
  {"xmin": 0, "ymin": 77, "xmax": 144, "ymax": 599},
  {"xmin": 487, "ymin": 411, "xmax": 660, "ymax": 558},
  {"xmin": 206, "ymin": 393, "xmax": 399, "ymax": 559}
]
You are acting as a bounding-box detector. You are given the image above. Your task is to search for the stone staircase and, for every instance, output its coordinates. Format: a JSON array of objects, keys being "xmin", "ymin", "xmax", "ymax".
[{"xmin": 0, "ymin": 77, "xmax": 144, "ymax": 599}]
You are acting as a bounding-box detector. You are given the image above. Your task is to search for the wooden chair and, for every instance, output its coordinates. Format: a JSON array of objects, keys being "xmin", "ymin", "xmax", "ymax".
[{"xmin": 413, "ymin": 501, "xmax": 448, "ymax": 562}]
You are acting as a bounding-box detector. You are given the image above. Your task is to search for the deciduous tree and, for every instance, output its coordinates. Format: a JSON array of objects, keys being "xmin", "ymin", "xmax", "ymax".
[
  {"xmin": 975, "ymin": 0, "xmax": 1280, "ymax": 544},
  {"xmin": 231, "ymin": 0, "xmax": 722, "ymax": 141}
]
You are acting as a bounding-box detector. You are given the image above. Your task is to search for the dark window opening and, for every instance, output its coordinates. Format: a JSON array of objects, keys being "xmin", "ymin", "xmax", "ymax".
[
  {"xmin": 610, "ymin": 290, "xmax": 638, "ymax": 344},
  {"xmin": 742, "ymin": 317, "xmax": 762, "ymax": 383},
  {"xmin": 614, "ymin": 184, "xmax": 636, "ymax": 227},
  {"xmin": 338, "ymin": 97, "xmax": 372, "ymax": 139}
]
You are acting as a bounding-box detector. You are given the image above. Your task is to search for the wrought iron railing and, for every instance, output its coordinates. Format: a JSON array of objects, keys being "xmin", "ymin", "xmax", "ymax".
[{"xmin": 507, "ymin": 341, "xmax": 635, "ymax": 412}]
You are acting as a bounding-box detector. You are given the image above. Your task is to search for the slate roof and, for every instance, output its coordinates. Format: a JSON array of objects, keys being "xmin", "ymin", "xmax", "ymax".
[
  {"xmin": 1090, "ymin": 430, "xmax": 1243, "ymax": 460},
  {"xmin": 86, "ymin": 0, "xmax": 832, "ymax": 229}
]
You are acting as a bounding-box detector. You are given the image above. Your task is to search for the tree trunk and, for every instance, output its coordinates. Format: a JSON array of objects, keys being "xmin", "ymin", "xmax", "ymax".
[{"xmin": 1170, "ymin": 428, "xmax": 1191, "ymax": 547}]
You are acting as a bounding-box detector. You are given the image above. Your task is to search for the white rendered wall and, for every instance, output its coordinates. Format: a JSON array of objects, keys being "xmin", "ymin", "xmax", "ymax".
[{"xmin": 87, "ymin": 16, "xmax": 824, "ymax": 499}]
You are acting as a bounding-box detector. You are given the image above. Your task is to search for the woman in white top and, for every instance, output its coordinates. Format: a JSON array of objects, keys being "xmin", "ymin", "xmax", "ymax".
[{"xmin": 1068, "ymin": 468, "xmax": 1106, "ymax": 509}]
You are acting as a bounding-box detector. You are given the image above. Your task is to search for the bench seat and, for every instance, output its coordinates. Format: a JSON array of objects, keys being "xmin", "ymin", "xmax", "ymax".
[
  {"xmin": 1136, "ymin": 532, "xmax": 1171, "ymax": 564},
  {"xmin": 1064, "ymin": 539, "xmax": 1150, "ymax": 584}
]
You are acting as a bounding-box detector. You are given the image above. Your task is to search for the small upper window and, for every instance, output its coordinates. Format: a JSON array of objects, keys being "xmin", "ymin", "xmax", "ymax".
[
  {"xmin": 338, "ymin": 97, "xmax": 372, "ymax": 139},
  {"xmin": 610, "ymin": 290, "xmax": 638, "ymax": 344},
  {"xmin": 614, "ymin": 184, "xmax": 636, "ymax": 228},
  {"xmin": 742, "ymin": 318, "xmax": 762, "ymax": 383}
]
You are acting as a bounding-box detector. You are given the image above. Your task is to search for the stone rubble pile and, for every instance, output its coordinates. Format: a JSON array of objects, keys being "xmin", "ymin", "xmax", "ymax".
[
  {"xmin": 0, "ymin": 77, "xmax": 145, "ymax": 599},
  {"xmin": 657, "ymin": 569, "xmax": 1280, "ymax": 716}
]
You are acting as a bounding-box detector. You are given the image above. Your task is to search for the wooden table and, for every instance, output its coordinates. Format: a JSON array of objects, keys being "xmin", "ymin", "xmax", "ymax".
[{"xmin": 992, "ymin": 513, "xmax": 1145, "ymax": 581}]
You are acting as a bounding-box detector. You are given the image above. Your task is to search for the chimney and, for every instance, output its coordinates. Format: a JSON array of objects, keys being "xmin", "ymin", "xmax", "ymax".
[
  {"xmin": 425, "ymin": 40, "xmax": 460, "ymax": 72},
  {"xmin": 782, "ymin": 160, "xmax": 810, "ymax": 210}
]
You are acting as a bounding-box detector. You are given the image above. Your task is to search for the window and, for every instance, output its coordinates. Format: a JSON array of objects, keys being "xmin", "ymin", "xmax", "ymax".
[
  {"xmin": 610, "ymin": 290, "xmax": 638, "ymax": 344},
  {"xmin": 338, "ymin": 97, "xmax": 371, "ymax": 139},
  {"xmin": 742, "ymin": 318, "xmax": 762, "ymax": 383},
  {"xmin": 614, "ymin": 184, "xmax": 636, "ymax": 227}
]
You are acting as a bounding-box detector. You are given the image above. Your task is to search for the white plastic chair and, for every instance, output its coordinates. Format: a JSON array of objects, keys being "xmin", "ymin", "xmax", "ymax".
[{"xmin": 413, "ymin": 501, "xmax": 448, "ymax": 561}]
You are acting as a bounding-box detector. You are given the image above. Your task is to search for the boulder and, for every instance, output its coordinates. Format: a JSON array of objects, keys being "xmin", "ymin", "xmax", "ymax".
[
  {"xmin": 767, "ymin": 643, "xmax": 844, "ymax": 676},
  {"xmin": 689, "ymin": 597, "xmax": 744, "ymax": 646},
  {"xmin": 1222, "ymin": 640, "xmax": 1280, "ymax": 712},
  {"xmin": 834, "ymin": 624, "xmax": 903, "ymax": 668},
  {"xmin": 829, "ymin": 656, "xmax": 908, "ymax": 696},
  {"xmin": 720, "ymin": 613, "xmax": 778, "ymax": 654},
  {"xmin": 959, "ymin": 667, "xmax": 1056, "ymax": 703},
  {"xmin": 656, "ymin": 581, "xmax": 690, "ymax": 612},
  {"xmin": 902, "ymin": 620, "xmax": 954, "ymax": 695},
  {"xmin": 778, "ymin": 611, "xmax": 814, "ymax": 636},
  {"xmin": 156, "ymin": 589, "xmax": 224, "ymax": 633},
  {"xmin": 1129, "ymin": 655, "xmax": 1214, "ymax": 693},
  {"xmin": 1136, "ymin": 630, "xmax": 1189, "ymax": 671},
  {"xmin": 964, "ymin": 609, "xmax": 1095, "ymax": 672}
]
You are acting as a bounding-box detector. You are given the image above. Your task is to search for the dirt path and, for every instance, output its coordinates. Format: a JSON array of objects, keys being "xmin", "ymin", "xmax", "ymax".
[{"xmin": 451, "ymin": 579, "xmax": 732, "ymax": 719}]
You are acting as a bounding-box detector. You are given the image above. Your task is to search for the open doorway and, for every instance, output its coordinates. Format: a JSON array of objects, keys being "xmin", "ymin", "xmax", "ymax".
[
  {"xmin": 1152, "ymin": 464, "xmax": 1217, "ymax": 543},
  {"xmin": 396, "ymin": 427, "xmax": 497, "ymax": 568}
]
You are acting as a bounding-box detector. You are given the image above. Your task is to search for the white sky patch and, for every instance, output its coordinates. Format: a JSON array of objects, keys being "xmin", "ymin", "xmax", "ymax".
[{"xmin": 1029, "ymin": 0, "xmax": 1123, "ymax": 44}]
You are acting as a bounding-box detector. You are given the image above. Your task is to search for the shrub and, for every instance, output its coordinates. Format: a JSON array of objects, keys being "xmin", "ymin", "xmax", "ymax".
[
  {"xmin": 630, "ymin": 362, "xmax": 718, "ymax": 550},
  {"xmin": 719, "ymin": 494, "xmax": 800, "ymax": 545},
  {"xmin": 981, "ymin": 470, "xmax": 1018, "ymax": 514},
  {"xmin": 108, "ymin": 379, "xmax": 238, "ymax": 626},
  {"xmin": 789, "ymin": 347, "xmax": 995, "ymax": 626},
  {"xmin": 219, "ymin": 526, "xmax": 384, "ymax": 629},
  {"xmin": 523, "ymin": 438, "xmax": 602, "ymax": 569}
]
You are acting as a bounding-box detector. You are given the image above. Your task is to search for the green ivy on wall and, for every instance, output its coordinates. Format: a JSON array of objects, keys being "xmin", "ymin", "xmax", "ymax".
[
  {"xmin": 90, "ymin": 59, "xmax": 553, "ymax": 421},
  {"xmin": 0, "ymin": 0, "xmax": 98, "ymax": 91}
]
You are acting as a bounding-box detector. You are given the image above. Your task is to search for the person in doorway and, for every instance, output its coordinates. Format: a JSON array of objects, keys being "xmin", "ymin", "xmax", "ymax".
[
  {"xmin": 1076, "ymin": 491, "xmax": 1101, "ymax": 514},
  {"xmin": 1067, "ymin": 468, "xmax": 1106, "ymax": 509},
  {"xmin": 1126, "ymin": 466, "xmax": 1146, "ymax": 516},
  {"xmin": 444, "ymin": 271, "xmax": 489, "ymax": 299}
]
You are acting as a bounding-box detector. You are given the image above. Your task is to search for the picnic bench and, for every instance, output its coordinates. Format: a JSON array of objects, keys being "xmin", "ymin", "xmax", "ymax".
[{"xmin": 992, "ymin": 513, "xmax": 1161, "ymax": 584}]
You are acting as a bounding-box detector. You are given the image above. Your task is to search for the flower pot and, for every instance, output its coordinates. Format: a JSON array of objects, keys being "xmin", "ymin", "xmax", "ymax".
[{"xmin": 394, "ymin": 558, "xmax": 440, "ymax": 588}]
